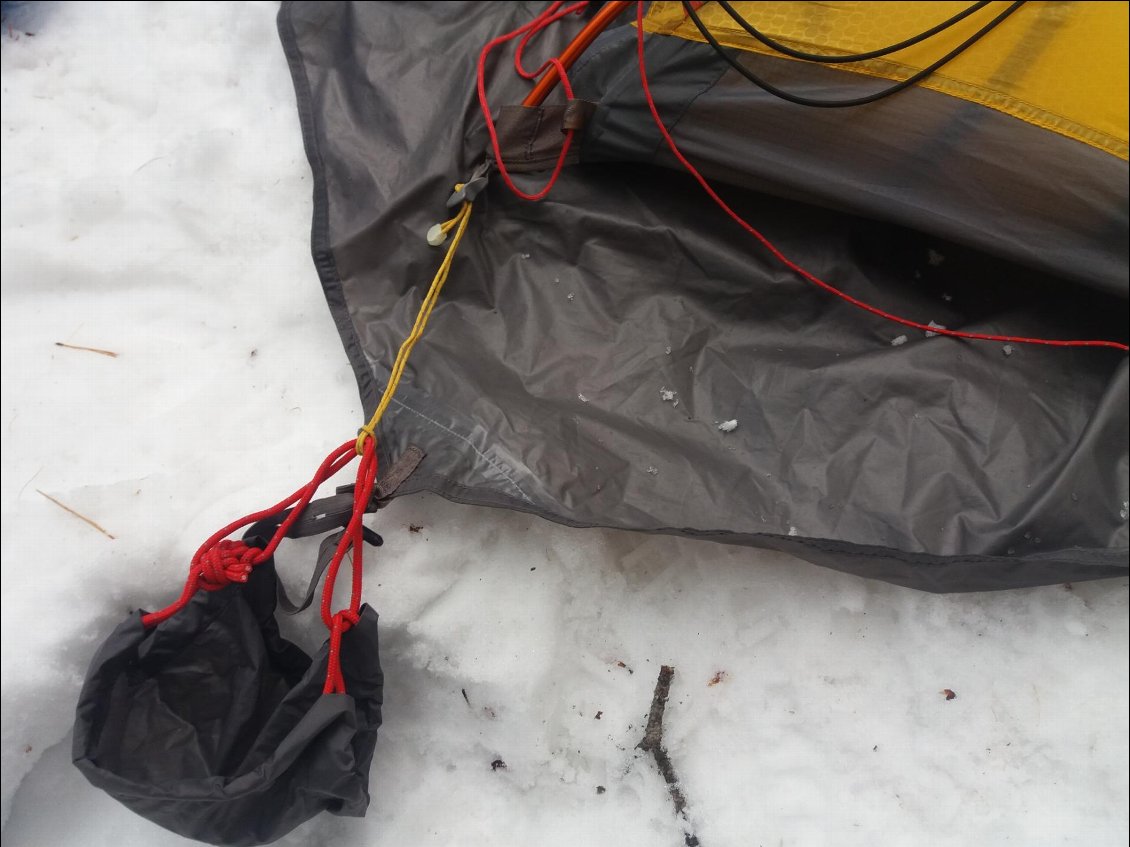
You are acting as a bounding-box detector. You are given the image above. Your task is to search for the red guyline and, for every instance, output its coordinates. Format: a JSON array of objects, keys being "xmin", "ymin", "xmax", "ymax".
[
  {"xmin": 141, "ymin": 436, "xmax": 381, "ymax": 696},
  {"xmin": 477, "ymin": 1, "xmax": 589, "ymax": 202}
]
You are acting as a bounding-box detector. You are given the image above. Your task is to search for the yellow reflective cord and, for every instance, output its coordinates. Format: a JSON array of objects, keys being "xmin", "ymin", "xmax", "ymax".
[{"xmin": 355, "ymin": 199, "xmax": 474, "ymax": 455}]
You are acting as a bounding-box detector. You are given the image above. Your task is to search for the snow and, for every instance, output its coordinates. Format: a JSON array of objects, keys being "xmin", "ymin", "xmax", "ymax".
[
  {"xmin": 925, "ymin": 320, "xmax": 946, "ymax": 338},
  {"xmin": 891, "ymin": 334, "xmax": 908, "ymax": 347},
  {"xmin": 716, "ymin": 419, "xmax": 738, "ymax": 433},
  {"xmin": 2, "ymin": 4, "xmax": 1128, "ymax": 847}
]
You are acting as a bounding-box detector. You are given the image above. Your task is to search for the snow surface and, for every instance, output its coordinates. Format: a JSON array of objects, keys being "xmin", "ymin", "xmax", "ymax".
[{"xmin": 2, "ymin": 4, "xmax": 1128, "ymax": 846}]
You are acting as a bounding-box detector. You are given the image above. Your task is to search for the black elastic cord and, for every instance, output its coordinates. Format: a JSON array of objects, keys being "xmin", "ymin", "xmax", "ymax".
[
  {"xmin": 716, "ymin": 0, "xmax": 993, "ymax": 64},
  {"xmin": 681, "ymin": 0, "xmax": 1026, "ymax": 108}
]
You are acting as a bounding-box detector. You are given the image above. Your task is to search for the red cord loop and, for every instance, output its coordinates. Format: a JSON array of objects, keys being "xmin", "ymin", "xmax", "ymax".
[
  {"xmin": 140, "ymin": 440, "xmax": 359, "ymax": 630},
  {"xmin": 324, "ymin": 610, "xmax": 362, "ymax": 696},
  {"xmin": 142, "ymin": 438, "xmax": 379, "ymax": 696},
  {"xmin": 477, "ymin": 1, "xmax": 589, "ymax": 202},
  {"xmin": 196, "ymin": 540, "xmax": 259, "ymax": 591}
]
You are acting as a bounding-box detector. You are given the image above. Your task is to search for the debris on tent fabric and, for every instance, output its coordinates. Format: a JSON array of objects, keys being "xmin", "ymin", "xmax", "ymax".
[{"xmin": 70, "ymin": 2, "xmax": 1128, "ymax": 845}]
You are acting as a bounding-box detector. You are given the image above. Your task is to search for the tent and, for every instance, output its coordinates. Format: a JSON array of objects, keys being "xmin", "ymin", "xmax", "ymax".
[{"xmin": 279, "ymin": 0, "xmax": 1128, "ymax": 592}]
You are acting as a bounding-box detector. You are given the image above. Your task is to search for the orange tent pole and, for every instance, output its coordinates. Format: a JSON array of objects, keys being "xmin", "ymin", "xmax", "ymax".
[{"xmin": 522, "ymin": 1, "xmax": 634, "ymax": 107}]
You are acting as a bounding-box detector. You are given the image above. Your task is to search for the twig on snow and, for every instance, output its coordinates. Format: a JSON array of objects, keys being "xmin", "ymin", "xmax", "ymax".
[
  {"xmin": 637, "ymin": 664, "xmax": 700, "ymax": 846},
  {"xmin": 54, "ymin": 341, "xmax": 119, "ymax": 358},
  {"xmin": 37, "ymin": 489, "xmax": 115, "ymax": 539}
]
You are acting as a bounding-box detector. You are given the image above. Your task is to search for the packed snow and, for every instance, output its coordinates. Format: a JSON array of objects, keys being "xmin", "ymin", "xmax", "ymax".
[{"xmin": 1, "ymin": 4, "xmax": 1127, "ymax": 847}]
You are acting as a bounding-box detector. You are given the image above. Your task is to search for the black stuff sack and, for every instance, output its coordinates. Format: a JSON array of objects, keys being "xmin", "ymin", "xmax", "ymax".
[{"xmin": 72, "ymin": 546, "xmax": 383, "ymax": 846}]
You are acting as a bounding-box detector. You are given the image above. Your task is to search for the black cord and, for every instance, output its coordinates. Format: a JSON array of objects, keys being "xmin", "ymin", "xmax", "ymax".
[
  {"xmin": 680, "ymin": 0, "xmax": 1026, "ymax": 108},
  {"xmin": 715, "ymin": 0, "xmax": 994, "ymax": 64}
]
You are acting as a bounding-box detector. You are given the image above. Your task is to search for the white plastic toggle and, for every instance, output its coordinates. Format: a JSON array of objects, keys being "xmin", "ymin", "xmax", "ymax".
[{"xmin": 426, "ymin": 224, "xmax": 447, "ymax": 247}]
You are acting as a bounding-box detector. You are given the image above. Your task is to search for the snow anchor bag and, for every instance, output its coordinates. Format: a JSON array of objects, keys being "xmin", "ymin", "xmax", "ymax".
[
  {"xmin": 72, "ymin": 444, "xmax": 426, "ymax": 845},
  {"xmin": 72, "ymin": 445, "xmax": 425, "ymax": 844},
  {"xmin": 71, "ymin": 477, "xmax": 392, "ymax": 846}
]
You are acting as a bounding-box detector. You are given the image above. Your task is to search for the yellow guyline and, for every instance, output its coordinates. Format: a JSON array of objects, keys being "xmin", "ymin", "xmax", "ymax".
[{"xmin": 355, "ymin": 195, "xmax": 474, "ymax": 455}]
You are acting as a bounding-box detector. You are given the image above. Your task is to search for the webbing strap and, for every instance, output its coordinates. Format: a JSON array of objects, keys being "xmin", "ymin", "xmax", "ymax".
[{"xmin": 276, "ymin": 531, "xmax": 345, "ymax": 616}]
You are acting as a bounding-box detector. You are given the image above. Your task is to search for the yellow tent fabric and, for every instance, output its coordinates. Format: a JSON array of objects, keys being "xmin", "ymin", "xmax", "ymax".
[{"xmin": 642, "ymin": 1, "xmax": 1129, "ymax": 160}]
